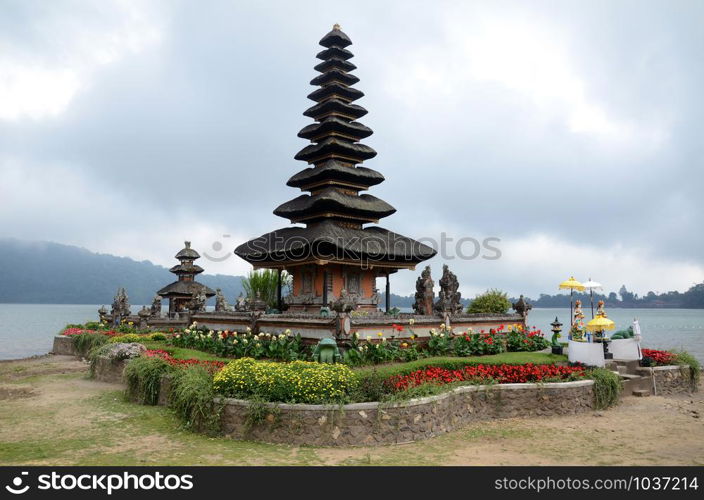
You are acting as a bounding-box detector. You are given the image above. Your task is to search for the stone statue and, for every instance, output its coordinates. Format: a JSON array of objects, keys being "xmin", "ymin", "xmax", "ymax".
[
  {"xmin": 331, "ymin": 289, "xmax": 356, "ymax": 313},
  {"xmin": 189, "ymin": 288, "xmax": 207, "ymax": 313},
  {"xmin": 312, "ymin": 338, "xmax": 342, "ymax": 363},
  {"xmin": 98, "ymin": 305, "xmax": 108, "ymax": 323},
  {"xmin": 412, "ymin": 266, "xmax": 434, "ymax": 315},
  {"xmin": 150, "ymin": 294, "xmax": 162, "ymax": 317},
  {"xmin": 574, "ymin": 299, "xmax": 585, "ymax": 323},
  {"xmin": 214, "ymin": 288, "xmax": 232, "ymax": 312},
  {"xmin": 111, "ymin": 287, "xmax": 131, "ymax": 319},
  {"xmin": 512, "ymin": 294, "xmax": 532, "ymax": 319},
  {"xmin": 138, "ymin": 306, "xmax": 150, "ymax": 329},
  {"xmin": 251, "ymin": 291, "xmax": 268, "ymax": 312},
  {"xmin": 234, "ymin": 293, "xmax": 247, "ymax": 312},
  {"xmin": 370, "ymin": 287, "xmax": 380, "ymax": 305},
  {"xmin": 596, "ymin": 299, "xmax": 607, "ymax": 317},
  {"xmin": 434, "ymin": 265, "xmax": 462, "ymax": 314}
]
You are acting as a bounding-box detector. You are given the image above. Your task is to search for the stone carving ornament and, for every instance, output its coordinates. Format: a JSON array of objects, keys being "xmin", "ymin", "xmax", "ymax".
[
  {"xmin": 434, "ymin": 265, "xmax": 462, "ymax": 314},
  {"xmin": 412, "ymin": 266, "xmax": 434, "ymax": 315}
]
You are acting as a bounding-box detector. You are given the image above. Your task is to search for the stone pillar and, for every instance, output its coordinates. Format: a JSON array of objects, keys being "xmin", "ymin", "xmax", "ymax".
[
  {"xmin": 385, "ymin": 274, "xmax": 391, "ymax": 312},
  {"xmin": 277, "ymin": 269, "xmax": 283, "ymax": 311}
]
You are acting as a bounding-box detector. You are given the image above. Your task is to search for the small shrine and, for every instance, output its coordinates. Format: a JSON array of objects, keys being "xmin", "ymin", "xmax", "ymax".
[
  {"xmin": 157, "ymin": 241, "xmax": 215, "ymax": 316},
  {"xmin": 235, "ymin": 25, "xmax": 436, "ymax": 311}
]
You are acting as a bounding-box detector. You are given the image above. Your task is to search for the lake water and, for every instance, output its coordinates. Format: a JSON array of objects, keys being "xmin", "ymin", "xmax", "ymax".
[{"xmin": 0, "ymin": 304, "xmax": 703, "ymax": 362}]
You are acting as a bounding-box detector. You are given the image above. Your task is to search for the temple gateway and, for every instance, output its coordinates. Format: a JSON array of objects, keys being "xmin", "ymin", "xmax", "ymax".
[{"xmin": 235, "ymin": 25, "xmax": 436, "ymax": 312}]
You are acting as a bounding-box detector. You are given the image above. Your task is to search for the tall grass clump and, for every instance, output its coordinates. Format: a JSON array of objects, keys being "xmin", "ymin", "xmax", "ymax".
[
  {"xmin": 673, "ymin": 351, "xmax": 701, "ymax": 390},
  {"xmin": 242, "ymin": 269, "xmax": 292, "ymax": 309},
  {"xmin": 169, "ymin": 366, "xmax": 221, "ymax": 435},
  {"xmin": 588, "ymin": 367, "xmax": 622, "ymax": 409},
  {"xmin": 73, "ymin": 332, "xmax": 108, "ymax": 356},
  {"xmin": 124, "ymin": 356, "xmax": 173, "ymax": 405}
]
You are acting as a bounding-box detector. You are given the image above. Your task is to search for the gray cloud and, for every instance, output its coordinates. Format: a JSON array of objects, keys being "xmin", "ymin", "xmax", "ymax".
[{"xmin": 1, "ymin": 0, "xmax": 703, "ymax": 297}]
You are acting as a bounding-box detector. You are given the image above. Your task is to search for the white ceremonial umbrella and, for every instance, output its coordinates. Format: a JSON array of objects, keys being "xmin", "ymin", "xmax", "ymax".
[{"xmin": 583, "ymin": 278, "xmax": 603, "ymax": 318}]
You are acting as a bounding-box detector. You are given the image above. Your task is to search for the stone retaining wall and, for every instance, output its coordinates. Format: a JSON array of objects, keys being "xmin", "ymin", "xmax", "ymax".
[
  {"xmin": 218, "ymin": 380, "xmax": 595, "ymax": 447},
  {"xmin": 91, "ymin": 357, "xmax": 128, "ymax": 384},
  {"xmin": 636, "ymin": 365, "xmax": 697, "ymax": 395},
  {"xmin": 52, "ymin": 335, "xmax": 78, "ymax": 356}
]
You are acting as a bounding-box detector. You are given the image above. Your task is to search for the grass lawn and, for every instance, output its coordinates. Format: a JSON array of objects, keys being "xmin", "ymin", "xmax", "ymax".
[
  {"xmin": 1, "ymin": 355, "xmax": 702, "ymax": 466},
  {"xmin": 139, "ymin": 340, "xmax": 231, "ymax": 363}
]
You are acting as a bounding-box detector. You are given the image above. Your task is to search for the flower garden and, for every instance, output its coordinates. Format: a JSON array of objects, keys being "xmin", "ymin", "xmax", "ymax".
[{"xmin": 55, "ymin": 321, "xmax": 699, "ymax": 443}]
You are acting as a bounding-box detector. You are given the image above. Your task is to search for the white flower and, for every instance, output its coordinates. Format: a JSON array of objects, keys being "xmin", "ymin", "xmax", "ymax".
[
  {"xmin": 284, "ymin": 329, "xmax": 291, "ymax": 335},
  {"xmin": 233, "ymin": 339, "xmax": 238, "ymax": 344},
  {"xmin": 429, "ymin": 328, "xmax": 436, "ymax": 336},
  {"xmin": 192, "ymin": 321, "xmax": 198, "ymax": 327},
  {"xmin": 353, "ymin": 332, "xmax": 359, "ymax": 339},
  {"xmin": 242, "ymin": 338, "xmax": 248, "ymax": 344},
  {"xmin": 440, "ymin": 323, "xmax": 446, "ymax": 330},
  {"xmin": 265, "ymin": 332, "xmax": 271, "ymax": 337},
  {"xmin": 246, "ymin": 327, "xmax": 252, "ymax": 333},
  {"xmin": 232, "ymin": 332, "xmax": 238, "ymax": 337},
  {"xmin": 366, "ymin": 335, "xmax": 372, "ymax": 341},
  {"xmin": 358, "ymin": 347, "xmax": 364, "ymax": 352},
  {"xmin": 409, "ymin": 318, "xmax": 415, "ymax": 326},
  {"xmin": 209, "ymin": 330, "xmax": 214, "ymax": 336},
  {"xmin": 184, "ymin": 329, "xmax": 191, "ymax": 334},
  {"xmin": 440, "ymin": 333, "xmax": 445, "ymax": 338}
]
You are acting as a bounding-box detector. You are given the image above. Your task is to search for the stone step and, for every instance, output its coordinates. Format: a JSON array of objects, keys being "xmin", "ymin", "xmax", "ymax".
[
  {"xmin": 632, "ymin": 389, "xmax": 651, "ymax": 397},
  {"xmin": 621, "ymin": 374, "xmax": 652, "ymax": 395},
  {"xmin": 613, "ymin": 359, "xmax": 641, "ymax": 375}
]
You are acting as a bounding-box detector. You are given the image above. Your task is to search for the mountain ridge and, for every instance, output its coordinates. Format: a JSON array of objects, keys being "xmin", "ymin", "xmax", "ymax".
[{"xmin": 0, "ymin": 238, "xmax": 245, "ymax": 305}]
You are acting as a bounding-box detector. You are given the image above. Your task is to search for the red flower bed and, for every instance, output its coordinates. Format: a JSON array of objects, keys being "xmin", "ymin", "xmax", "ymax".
[
  {"xmin": 388, "ymin": 363, "xmax": 586, "ymax": 391},
  {"xmin": 63, "ymin": 328, "xmax": 119, "ymax": 337},
  {"xmin": 641, "ymin": 348, "xmax": 676, "ymax": 366},
  {"xmin": 144, "ymin": 349, "xmax": 225, "ymax": 372}
]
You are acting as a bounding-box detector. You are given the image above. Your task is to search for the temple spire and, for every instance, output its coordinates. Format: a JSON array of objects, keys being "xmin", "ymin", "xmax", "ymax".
[{"xmin": 273, "ymin": 26, "xmax": 395, "ymax": 227}]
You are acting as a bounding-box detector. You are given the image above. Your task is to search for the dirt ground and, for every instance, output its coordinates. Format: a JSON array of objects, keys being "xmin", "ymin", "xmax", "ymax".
[{"xmin": 0, "ymin": 355, "xmax": 702, "ymax": 466}]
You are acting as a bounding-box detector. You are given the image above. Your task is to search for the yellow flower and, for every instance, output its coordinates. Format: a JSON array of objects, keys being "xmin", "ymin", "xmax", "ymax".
[{"xmin": 377, "ymin": 332, "xmax": 383, "ymax": 337}]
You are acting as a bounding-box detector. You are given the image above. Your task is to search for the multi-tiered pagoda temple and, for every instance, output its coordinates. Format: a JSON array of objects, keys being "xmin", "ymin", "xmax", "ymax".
[
  {"xmin": 236, "ymin": 25, "xmax": 436, "ymax": 311},
  {"xmin": 158, "ymin": 241, "xmax": 215, "ymax": 315}
]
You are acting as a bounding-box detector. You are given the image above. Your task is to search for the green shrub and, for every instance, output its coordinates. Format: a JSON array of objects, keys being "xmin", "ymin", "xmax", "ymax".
[
  {"xmin": 169, "ymin": 366, "xmax": 221, "ymax": 435},
  {"xmin": 109, "ymin": 333, "xmax": 143, "ymax": 344},
  {"xmin": 149, "ymin": 332, "xmax": 167, "ymax": 341},
  {"xmin": 242, "ymin": 269, "xmax": 292, "ymax": 309},
  {"xmin": 466, "ymin": 289, "xmax": 511, "ymax": 314},
  {"xmin": 213, "ymin": 358, "xmax": 358, "ymax": 404},
  {"xmin": 588, "ymin": 367, "xmax": 622, "ymax": 409},
  {"xmin": 73, "ymin": 332, "xmax": 108, "ymax": 356},
  {"xmin": 124, "ymin": 356, "xmax": 173, "ymax": 405},
  {"xmin": 673, "ymin": 351, "xmax": 701, "ymax": 389}
]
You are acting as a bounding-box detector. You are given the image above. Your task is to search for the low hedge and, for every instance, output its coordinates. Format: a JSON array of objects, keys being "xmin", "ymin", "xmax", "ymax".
[
  {"xmin": 213, "ymin": 358, "xmax": 358, "ymax": 404},
  {"xmin": 353, "ymin": 352, "xmax": 567, "ymax": 380}
]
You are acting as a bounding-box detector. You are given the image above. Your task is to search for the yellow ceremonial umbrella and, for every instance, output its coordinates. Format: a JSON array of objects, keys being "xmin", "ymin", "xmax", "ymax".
[
  {"xmin": 559, "ymin": 277, "xmax": 585, "ymax": 326},
  {"xmin": 586, "ymin": 315, "xmax": 615, "ymax": 332}
]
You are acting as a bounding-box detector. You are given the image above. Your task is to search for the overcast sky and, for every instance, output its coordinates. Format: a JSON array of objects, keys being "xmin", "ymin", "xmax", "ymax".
[{"xmin": 1, "ymin": 0, "xmax": 703, "ymax": 298}]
